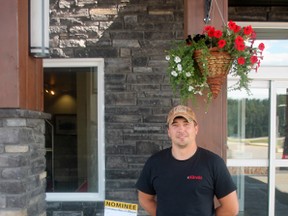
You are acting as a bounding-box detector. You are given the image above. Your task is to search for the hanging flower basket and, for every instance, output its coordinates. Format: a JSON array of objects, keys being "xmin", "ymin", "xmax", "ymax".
[
  {"xmin": 193, "ymin": 47, "xmax": 233, "ymax": 98},
  {"xmin": 165, "ymin": 21, "xmax": 265, "ymax": 104}
]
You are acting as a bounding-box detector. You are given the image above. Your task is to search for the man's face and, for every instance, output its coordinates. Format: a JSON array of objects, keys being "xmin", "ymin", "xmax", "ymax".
[{"xmin": 167, "ymin": 117, "xmax": 198, "ymax": 148}]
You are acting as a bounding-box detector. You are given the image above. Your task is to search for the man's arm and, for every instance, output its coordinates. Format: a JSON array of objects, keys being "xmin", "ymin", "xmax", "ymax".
[
  {"xmin": 215, "ymin": 190, "xmax": 239, "ymax": 216},
  {"xmin": 138, "ymin": 190, "xmax": 157, "ymax": 216}
]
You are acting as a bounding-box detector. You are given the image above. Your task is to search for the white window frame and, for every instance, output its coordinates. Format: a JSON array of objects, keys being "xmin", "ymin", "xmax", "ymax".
[
  {"xmin": 227, "ymin": 21, "xmax": 288, "ymax": 215},
  {"xmin": 43, "ymin": 58, "xmax": 105, "ymax": 202}
]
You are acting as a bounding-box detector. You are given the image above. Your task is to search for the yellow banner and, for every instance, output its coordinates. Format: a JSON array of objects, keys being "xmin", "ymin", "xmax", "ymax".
[{"xmin": 104, "ymin": 200, "xmax": 138, "ymax": 212}]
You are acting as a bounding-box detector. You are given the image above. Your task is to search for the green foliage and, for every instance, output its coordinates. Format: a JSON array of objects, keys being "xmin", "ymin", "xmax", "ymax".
[
  {"xmin": 165, "ymin": 21, "xmax": 265, "ymax": 104},
  {"xmin": 165, "ymin": 41, "xmax": 209, "ymax": 103},
  {"xmin": 228, "ymin": 98, "xmax": 269, "ymax": 138}
]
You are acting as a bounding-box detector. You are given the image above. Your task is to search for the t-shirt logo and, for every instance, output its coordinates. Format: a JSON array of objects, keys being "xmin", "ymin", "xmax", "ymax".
[{"xmin": 187, "ymin": 175, "xmax": 203, "ymax": 180}]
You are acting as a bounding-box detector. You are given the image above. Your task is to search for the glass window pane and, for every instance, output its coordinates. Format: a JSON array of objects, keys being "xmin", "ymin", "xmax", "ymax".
[
  {"xmin": 275, "ymin": 168, "xmax": 288, "ymax": 215},
  {"xmin": 257, "ymin": 40, "xmax": 288, "ymax": 67},
  {"xmin": 44, "ymin": 67, "xmax": 98, "ymax": 193},
  {"xmin": 276, "ymin": 87, "xmax": 288, "ymax": 159},
  {"xmin": 229, "ymin": 167, "xmax": 268, "ymax": 215},
  {"xmin": 227, "ymin": 86, "xmax": 269, "ymax": 159}
]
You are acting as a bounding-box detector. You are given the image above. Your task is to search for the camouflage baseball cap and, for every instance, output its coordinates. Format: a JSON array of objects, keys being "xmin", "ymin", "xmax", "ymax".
[{"xmin": 167, "ymin": 105, "xmax": 197, "ymax": 125}]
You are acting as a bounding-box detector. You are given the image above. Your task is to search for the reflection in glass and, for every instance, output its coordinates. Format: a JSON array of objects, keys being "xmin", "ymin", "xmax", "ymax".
[
  {"xmin": 227, "ymin": 87, "xmax": 269, "ymax": 159},
  {"xmin": 257, "ymin": 40, "xmax": 288, "ymax": 67},
  {"xmin": 44, "ymin": 67, "xmax": 99, "ymax": 193},
  {"xmin": 229, "ymin": 167, "xmax": 268, "ymax": 215},
  {"xmin": 276, "ymin": 87, "xmax": 288, "ymax": 159},
  {"xmin": 275, "ymin": 168, "xmax": 288, "ymax": 215}
]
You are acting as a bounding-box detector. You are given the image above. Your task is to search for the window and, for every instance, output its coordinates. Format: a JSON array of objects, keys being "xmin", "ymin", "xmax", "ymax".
[
  {"xmin": 227, "ymin": 31, "xmax": 288, "ymax": 214},
  {"xmin": 43, "ymin": 58, "xmax": 105, "ymax": 201}
]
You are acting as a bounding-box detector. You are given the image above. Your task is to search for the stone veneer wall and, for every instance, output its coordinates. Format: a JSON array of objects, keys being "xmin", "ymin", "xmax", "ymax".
[
  {"xmin": 48, "ymin": 0, "xmax": 183, "ymax": 215},
  {"xmin": 0, "ymin": 109, "xmax": 49, "ymax": 216}
]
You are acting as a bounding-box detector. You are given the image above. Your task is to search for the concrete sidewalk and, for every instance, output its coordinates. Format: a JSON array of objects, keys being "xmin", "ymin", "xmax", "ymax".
[{"xmin": 237, "ymin": 171, "xmax": 288, "ymax": 216}]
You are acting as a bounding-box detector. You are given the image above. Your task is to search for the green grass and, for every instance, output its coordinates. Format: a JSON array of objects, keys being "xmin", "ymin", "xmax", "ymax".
[{"xmin": 227, "ymin": 136, "xmax": 284, "ymax": 147}]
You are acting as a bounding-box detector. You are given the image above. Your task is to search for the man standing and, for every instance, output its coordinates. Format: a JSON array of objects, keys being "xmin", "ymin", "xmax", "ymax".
[{"xmin": 136, "ymin": 105, "xmax": 239, "ymax": 216}]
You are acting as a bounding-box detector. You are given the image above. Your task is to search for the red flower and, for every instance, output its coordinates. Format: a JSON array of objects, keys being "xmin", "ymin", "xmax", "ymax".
[
  {"xmin": 237, "ymin": 57, "xmax": 245, "ymax": 65},
  {"xmin": 235, "ymin": 36, "xmax": 244, "ymax": 45},
  {"xmin": 234, "ymin": 25, "xmax": 241, "ymax": 33},
  {"xmin": 204, "ymin": 26, "xmax": 213, "ymax": 32},
  {"xmin": 214, "ymin": 30, "xmax": 222, "ymax": 38},
  {"xmin": 250, "ymin": 56, "xmax": 258, "ymax": 64},
  {"xmin": 236, "ymin": 43, "xmax": 245, "ymax": 51},
  {"xmin": 258, "ymin": 43, "xmax": 265, "ymax": 51},
  {"xmin": 228, "ymin": 20, "xmax": 236, "ymax": 31},
  {"xmin": 243, "ymin": 25, "xmax": 253, "ymax": 35},
  {"xmin": 228, "ymin": 21, "xmax": 241, "ymax": 33},
  {"xmin": 208, "ymin": 29, "xmax": 215, "ymax": 37},
  {"xmin": 218, "ymin": 39, "xmax": 226, "ymax": 48}
]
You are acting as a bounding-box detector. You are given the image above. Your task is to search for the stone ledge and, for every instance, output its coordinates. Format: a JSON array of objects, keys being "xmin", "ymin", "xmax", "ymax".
[
  {"xmin": 0, "ymin": 209, "xmax": 27, "ymax": 216},
  {"xmin": 0, "ymin": 109, "xmax": 51, "ymax": 120}
]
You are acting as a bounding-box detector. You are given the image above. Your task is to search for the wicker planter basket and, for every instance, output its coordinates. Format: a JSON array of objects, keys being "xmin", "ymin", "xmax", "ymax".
[{"xmin": 194, "ymin": 47, "xmax": 233, "ymax": 99}]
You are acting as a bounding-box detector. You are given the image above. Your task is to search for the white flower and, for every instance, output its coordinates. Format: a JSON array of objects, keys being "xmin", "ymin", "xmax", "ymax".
[
  {"xmin": 174, "ymin": 56, "xmax": 181, "ymax": 63},
  {"xmin": 177, "ymin": 64, "xmax": 182, "ymax": 71},
  {"xmin": 185, "ymin": 72, "xmax": 191, "ymax": 77},
  {"xmin": 188, "ymin": 86, "xmax": 194, "ymax": 92},
  {"xmin": 197, "ymin": 91, "xmax": 203, "ymax": 95},
  {"xmin": 165, "ymin": 55, "xmax": 170, "ymax": 61},
  {"xmin": 171, "ymin": 71, "xmax": 178, "ymax": 77}
]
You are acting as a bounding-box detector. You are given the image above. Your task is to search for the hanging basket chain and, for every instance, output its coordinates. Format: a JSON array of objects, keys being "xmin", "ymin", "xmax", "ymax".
[{"xmin": 204, "ymin": 0, "xmax": 226, "ymax": 26}]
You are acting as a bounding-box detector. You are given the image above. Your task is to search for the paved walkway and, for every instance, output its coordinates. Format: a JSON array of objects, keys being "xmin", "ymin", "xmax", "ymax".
[{"xmin": 238, "ymin": 170, "xmax": 288, "ymax": 216}]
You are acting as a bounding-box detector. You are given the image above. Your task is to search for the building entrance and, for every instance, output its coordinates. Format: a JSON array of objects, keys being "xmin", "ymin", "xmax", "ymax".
[{"xmin": 227, "ymin": 68, "xmax": 288, "ymax": 215}]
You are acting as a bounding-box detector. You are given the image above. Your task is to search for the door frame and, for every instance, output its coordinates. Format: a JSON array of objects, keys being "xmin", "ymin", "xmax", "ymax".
[
  {"xmin": 43, "ymin": 58, "xmax": 106, "ymax": 201},
  {"xmin": 227, "ymin": 66, "xmax": 288, "ymax": 215}
]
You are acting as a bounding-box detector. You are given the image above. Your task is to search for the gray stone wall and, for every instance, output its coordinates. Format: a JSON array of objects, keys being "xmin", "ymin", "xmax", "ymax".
[
  {"xmin": 40, "ymin": 0, "xmax": 288, "ymax": 215},
  {"xmin": 48, "ymin": 0, "xmax": 183, "ymax": 215},
  {"xmin": 47, "ymin": 1, "xmax": 288, "ymax": 215},
  {"xmin": 0, "ymin": 109, "xmax": 49, "ymax": 216}
]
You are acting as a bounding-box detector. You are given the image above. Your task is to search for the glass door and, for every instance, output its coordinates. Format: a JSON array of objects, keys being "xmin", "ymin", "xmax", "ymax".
[
  {"xmin": 269, "ymin": 81, "xmax": 288, "ymax": 216},
  {"xmin": 227, "ymin": 80, "xmax": 270, "ymax": 215},
  {"xmin": 227, "ymin": 80, "xmax": 288, "ymax": 215},
  {"xmin": 226, "ymin": 36, "xmax": 288, "ymax": 215}
]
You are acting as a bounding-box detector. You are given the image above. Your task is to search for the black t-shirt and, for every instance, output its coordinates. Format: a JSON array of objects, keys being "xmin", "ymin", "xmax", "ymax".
[{"xmin": 136, "ymin": 147, "xmax": 237, "ymax": 216}]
